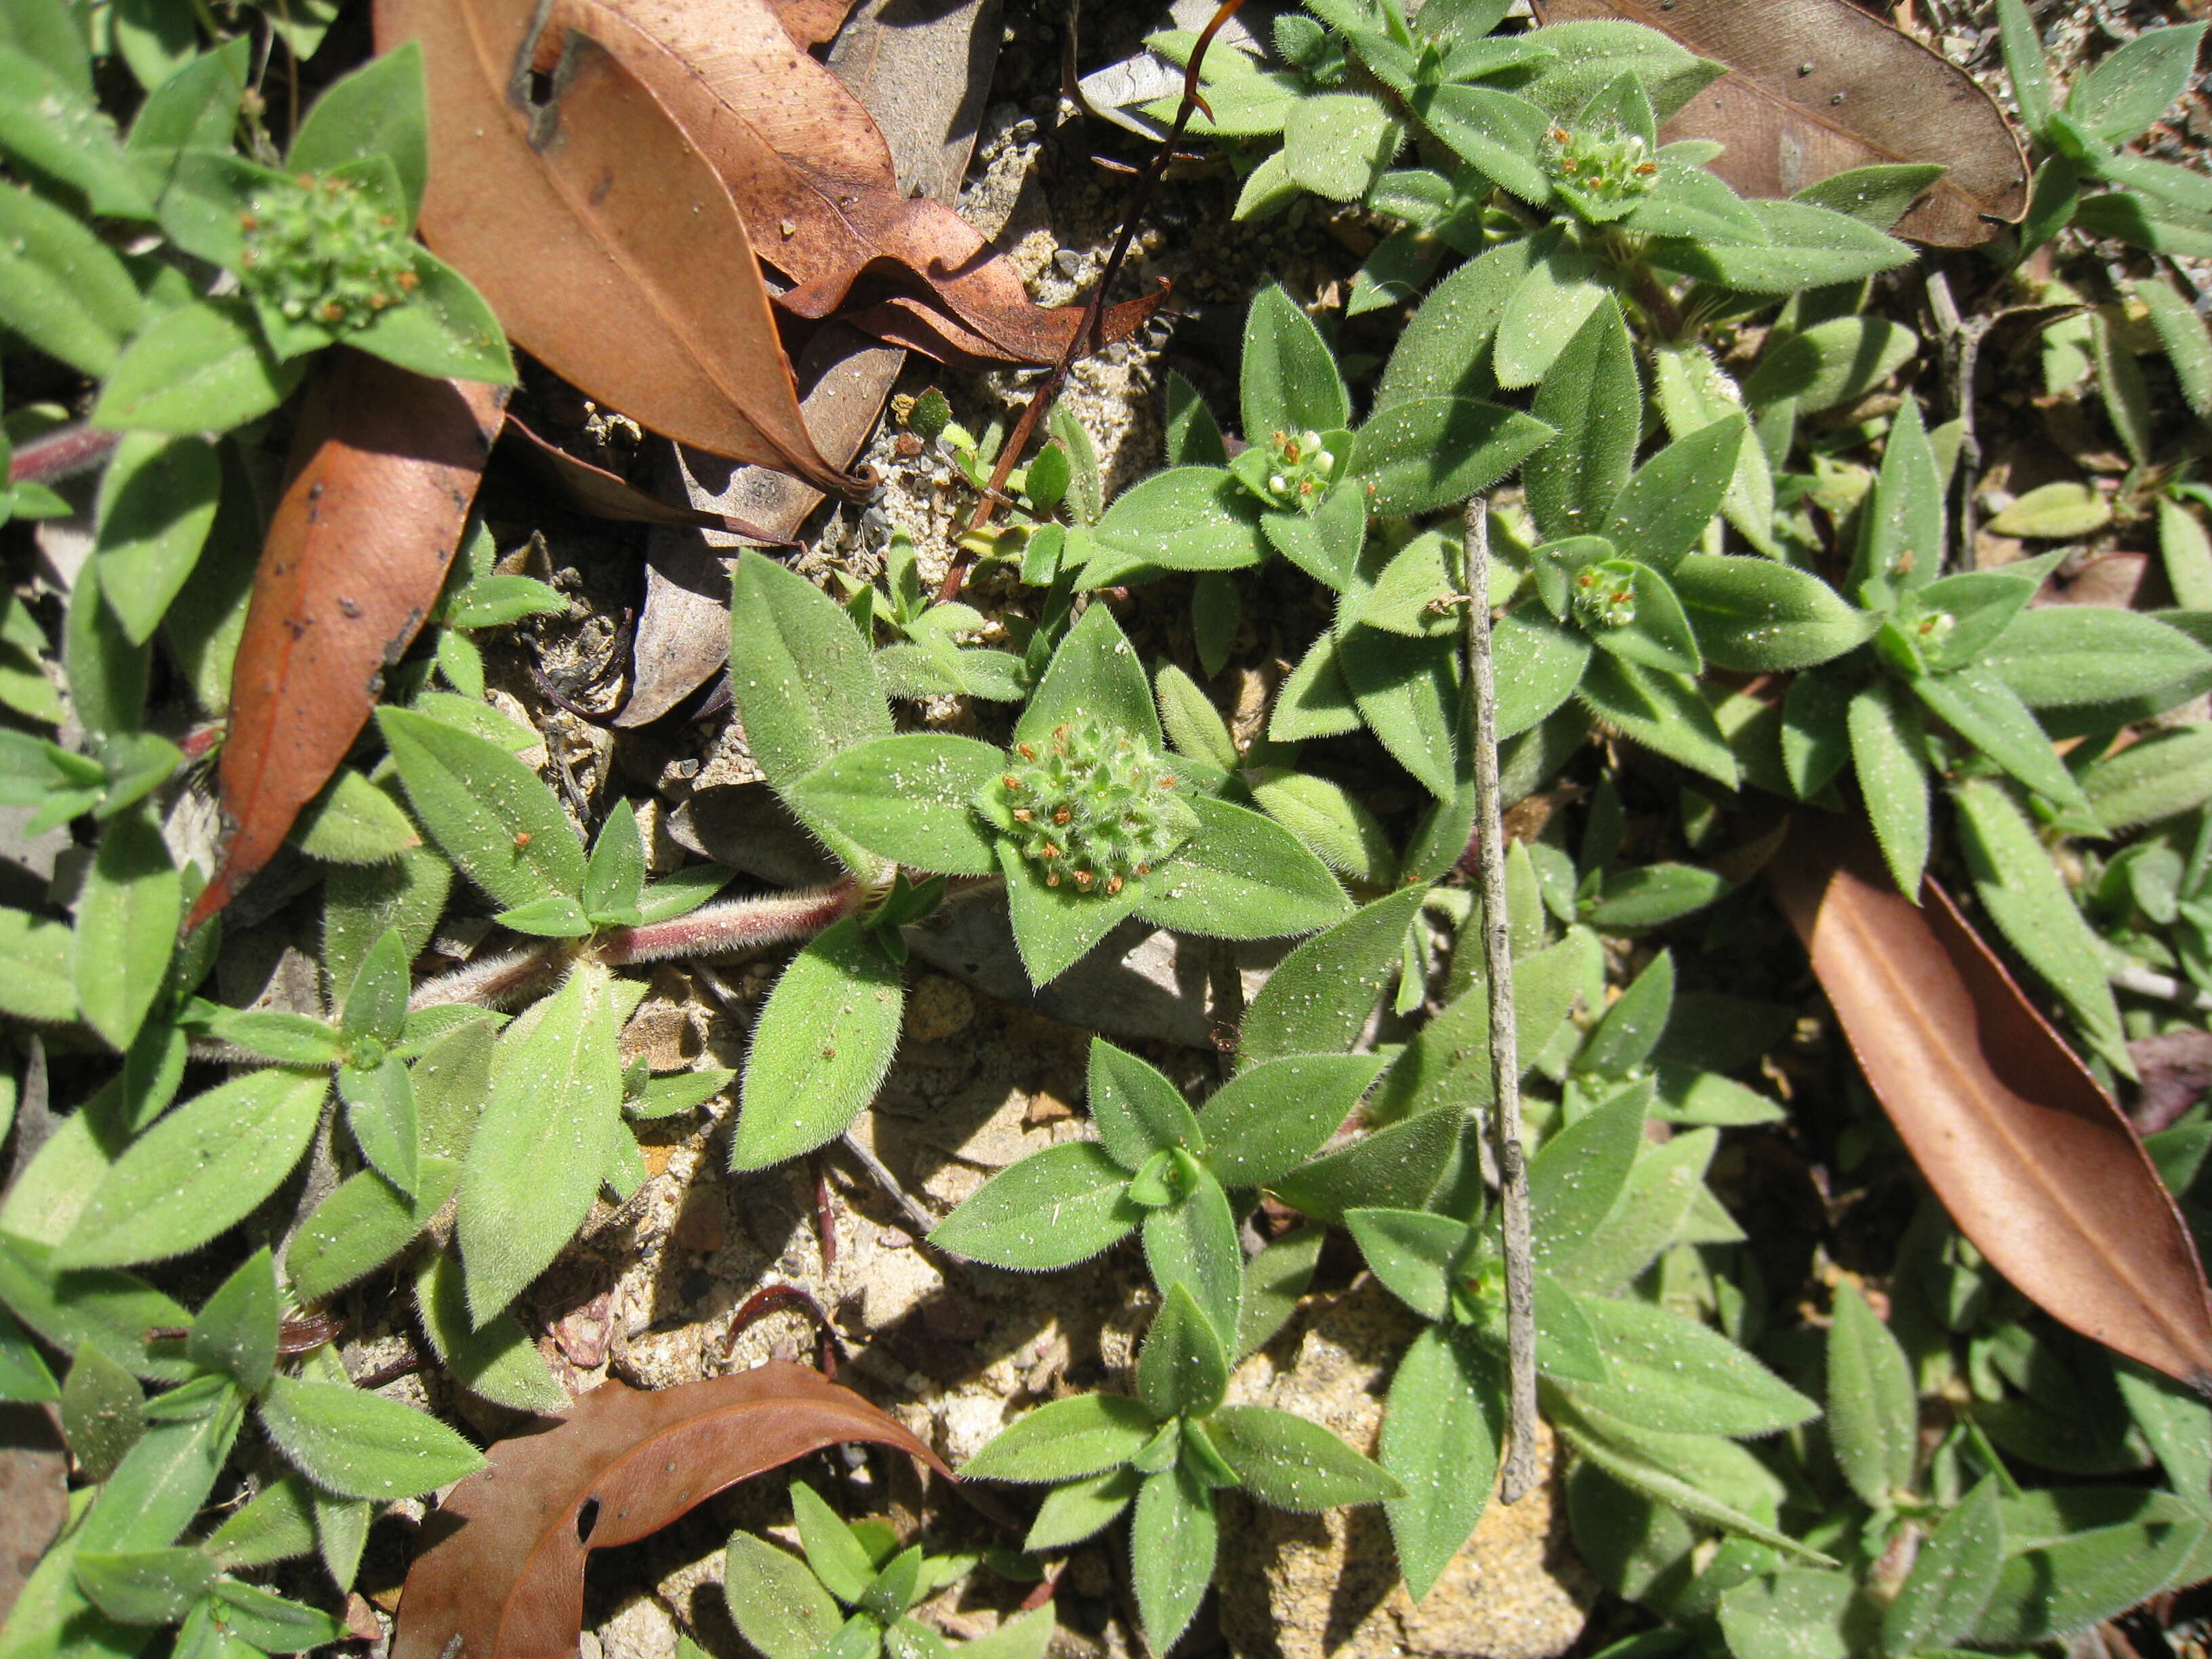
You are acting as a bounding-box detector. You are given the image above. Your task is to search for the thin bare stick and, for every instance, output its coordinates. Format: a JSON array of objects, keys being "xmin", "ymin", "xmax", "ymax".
[
  {"xmin": 1927, "ymin": 268, "xmax": 1990, "ymax": 570},
  {"xmin": 836, "ymin": 1130, "xmax": 941, "ymax": 1243},
  {"xmin": 935, "ymin": 0, "xmax": 1245, "ymax": 605},
  {"xmin": 1461, "ymin": 497, "xmax": 1539, "ymax": 1502},
  {"xmin": 2114, "ymin": 964, "xmax": 2212, "ymax": 1012}
]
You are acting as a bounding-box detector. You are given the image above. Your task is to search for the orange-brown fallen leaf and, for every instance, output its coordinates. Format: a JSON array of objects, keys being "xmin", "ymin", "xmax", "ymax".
[
  {"xmin": 1771, "ymin": 813, "xmax": 2212, "ymax": 1388},
  {"xmin": 573, "ymin": 0, "xmax": 1166, "ymax": 366},
  {"xmin": 769, "ymin": 0, "xmax": 855, "ymax": 49},
  {"xmin": 375, "ymin": 0, "xmax": 869, "ymax": 496},
  {"xmin": 190, "ymin": 352, "xmax": 504, "ymax": 931},
  {"xmin": 392, "ymin": 1365, "xmax": 949, "ymax": 1659},
  {"xmin": 1536, "ymin": 0, "xmax": 2028, "ymax": 247}
]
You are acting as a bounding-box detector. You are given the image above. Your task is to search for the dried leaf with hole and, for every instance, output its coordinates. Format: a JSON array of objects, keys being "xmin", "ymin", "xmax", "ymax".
[
  {"xmin": 390, "ymin": 1366, "xmax": 949, "ymax": 1659},
  {"xmin": 1534, "ymin": 0, "xmax": 2028, "ymax": 246},
  {"xmin": 373, "ymin": 0, "xmax": 868, "ymax": 495},
  {"xmin": 571, "ymin": 0, "xmax": 1166, "ymax": 367},
  {"xmin": 1770, "ymin": 814, "xmax": 2212, "ymax": 1388},
  {"xmin": 616, "ymin": 0, "xmax": 992, "ymax": 729},
  {"xmin": 190, "ymin": 352, "xmax": 504, "ymax": 931}
]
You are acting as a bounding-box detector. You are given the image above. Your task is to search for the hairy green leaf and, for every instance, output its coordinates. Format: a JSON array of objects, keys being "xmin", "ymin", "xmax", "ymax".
[
  {"xmin": 929, "ymin": 1141, "xmax": 1141, "ymax": 1271},
  {"xmin": 56, "ymin": 1067, "xmax": 325, "ymax": 1270},
  {"xmin": 732, "ymin": 916, "xmax": 905, "ymax": 1170},
  {"xmin": 378, "ymin": 705, "xmax": 584, "ymax": 909},
  {"xmin": 962, "ymin": 1392, "xmax": 1158, "ymax": 1483},
  {"xmin": 257, "ymin": 1372, "xmax": 483, "ymax": 1500},
  {"xmin": 457, "ymin": 962, "xmax": 626, "ymax": 1322}
]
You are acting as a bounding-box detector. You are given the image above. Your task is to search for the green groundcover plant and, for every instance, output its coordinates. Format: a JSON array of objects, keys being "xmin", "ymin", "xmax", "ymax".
[
  {"xmin": 722, "ymin": 1482, "xmax": 1057, "ymax": 1659},
  {"xmin": 8, "ymin": 1, "xmax": 2212, "ymax": 1658}
]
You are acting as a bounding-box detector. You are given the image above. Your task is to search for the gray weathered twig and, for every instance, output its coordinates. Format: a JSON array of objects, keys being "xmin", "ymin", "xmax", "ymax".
[
  {"xmin": 1927, "ymin": 268, "xmax": 1991, "ymax": 569},
  {"xmin": 1460, "ymin": 497, "xmax": 1540, "ymax": 1502},
  {"xmin": 2113, "ymin": 964, "xmax": 2212, "ymax": 1013}
]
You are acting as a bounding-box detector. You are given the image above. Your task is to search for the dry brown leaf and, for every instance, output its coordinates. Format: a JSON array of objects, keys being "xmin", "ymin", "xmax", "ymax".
[
  {"xmin": 569, "ymin": 0, "xmax": 1165, "ymax": 365},
  {"xmin": 619, "ymin": 323, "xmax": 905, "ymax": 727},
  {"xmin": 373, "ymin": 0, "xmax": 868, "ymax": 495},
  {"xmin": 2131, "ymin": 1030, "xmax": 2212, "ymax": 1135},
  {"xmin": 618, "ymin": 0, "xmax": 995, "ymax": 729},
  {"xmin": 1536, "ymin": 0, "xmax": 2028, "ymax": 246},
  {"xmin": 2035, "ymin": 550, "xmax": 2156, "ymax": 609},
  {"xmin": 769, "ymin": 0, "xmax": 856, "ymax": 49},
  {"xmin": 490, "ymin": 417, "xmax": 794, "ymax": 541},
  {"xmin": 391, "ymin": 1365, "xmax": 949, "ymax": 1659},
  {"xmin": 1771, "ymin": 813, "xmax": 2212, "ymax": 1388},
  {"xmin": 190, "ymin": 354, "xmax": 504, "ymax": 932}
]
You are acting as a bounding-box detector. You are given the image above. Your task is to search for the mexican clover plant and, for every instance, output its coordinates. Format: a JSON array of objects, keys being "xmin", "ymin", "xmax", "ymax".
[{"xmin": 722, "ymin": 1482, "xmax": 1055, "ymax": 1659}]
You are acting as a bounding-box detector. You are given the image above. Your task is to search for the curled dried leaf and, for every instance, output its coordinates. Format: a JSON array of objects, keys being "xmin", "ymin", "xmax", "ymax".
[
  {"xmin": 373, "ymin": 0, "xmax": 869, "ymax": 495},
  {"xmin": 575, "ymin": 0, "xmax": 1165, "ymax": 366},
  {"xmin": 392, "ymin": 1366, "xmax": 949, "ymax": 1659}
]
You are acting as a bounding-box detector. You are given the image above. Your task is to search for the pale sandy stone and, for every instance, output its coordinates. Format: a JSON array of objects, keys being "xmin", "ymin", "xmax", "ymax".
[{"xmin": 1216, "ymin": 1280, "xmax": 1595, "ymax": 1659}]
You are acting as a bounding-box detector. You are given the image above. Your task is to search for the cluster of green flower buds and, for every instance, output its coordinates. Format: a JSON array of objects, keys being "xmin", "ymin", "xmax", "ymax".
[
  {"xmin": 239, "ymin": 171, "xmax": 419, "ymax": 330},
  {"xmin": 1258, "ymin": 428, "xmax": 1340, "ymax": 510},
  {"xmin": 975, "ymin": 716, "xmax": 1200, "ymax": 895},
  {"xmin": 1574, "ymin": 564, "xmax": 1639, "ymax": 630},
  {"xmin": 1540, "ymin": 121, "xmax": 1660, "ymax": 205}
]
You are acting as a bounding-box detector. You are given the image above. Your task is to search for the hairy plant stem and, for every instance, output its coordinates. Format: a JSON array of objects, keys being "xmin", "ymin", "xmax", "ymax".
[
  {"xmin": 1925, "ymin": 267, "xmax": 1990, "ymax": 569},
  {"xmin": 1461, "ymin": 496, "xmax": 1539, "ymax": 1503},
  {"xmin": 1605, "ymin": 240, "xmax": 1684, "ymax": 342},
  {"xmin": 405, "ymin": 880, "xmax": 866, "ymax": 1010},
  {"xmin": 7, "ymin": 422, "xmax": 120, "ymax": 485}
]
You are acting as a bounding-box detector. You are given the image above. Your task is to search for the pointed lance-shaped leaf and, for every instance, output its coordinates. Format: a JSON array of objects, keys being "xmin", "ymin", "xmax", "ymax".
[
  {"xmin": 191, "ymin": 352, "xmax": 504, "ymax": 930},
  {"xmin": 372, "ymin": 0, "xmax": 867, "ymax": 494}
]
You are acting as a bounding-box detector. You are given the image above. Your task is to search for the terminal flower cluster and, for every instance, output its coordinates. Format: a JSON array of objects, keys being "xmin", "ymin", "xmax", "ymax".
[
  {"xmin": 974, "ymin": 715, "xmax": 1198, "ymax": 895},
  {"xmin": 240, "ymin": 171, "xmax": 419, "ymax": 329}
]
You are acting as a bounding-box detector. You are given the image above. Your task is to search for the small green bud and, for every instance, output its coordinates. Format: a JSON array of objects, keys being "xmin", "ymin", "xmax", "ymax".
[
  {"xmin": 1572, "ymin": 564, "xmax": 1638, "ymax": 630},
  {"xmin": 1259, "ymin": 427, "xmax": 1340, "ymax": 512},
  {"xmin": 908, "ymin": 387, "xmax": 954, "ymax": 442}
]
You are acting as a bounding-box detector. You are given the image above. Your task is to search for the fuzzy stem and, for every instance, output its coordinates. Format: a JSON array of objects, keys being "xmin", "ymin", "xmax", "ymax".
[
  {"xmin": 405, "ymin": 882, "xmax": 866, "ymax": 1012},
  {"xmin": 1462, "ymin": 497, "xmax": 1540, "ymax": 1504},
  {"xmin": 8, "ymin": 423, "xmax": 120, "ymax": 486},
  {"xmin": 407, "ymin": 942, "xmax": 573, "ymax": 1011},
  {"xmin": 594, "ymin": 880, "xmax": 863, "ymax": 966}
]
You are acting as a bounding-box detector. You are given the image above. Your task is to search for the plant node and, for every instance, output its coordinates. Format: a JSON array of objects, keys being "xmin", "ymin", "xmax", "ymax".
[{"xmin": 1573, "ymin": 565, "xmax": 1638, "ymax": 629}]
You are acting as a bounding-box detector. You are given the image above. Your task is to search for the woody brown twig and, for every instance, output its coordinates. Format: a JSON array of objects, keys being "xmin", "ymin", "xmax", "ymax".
[{"xmin": 935, "ymin": 0, "xmax": 1248, "ymax": 605}]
